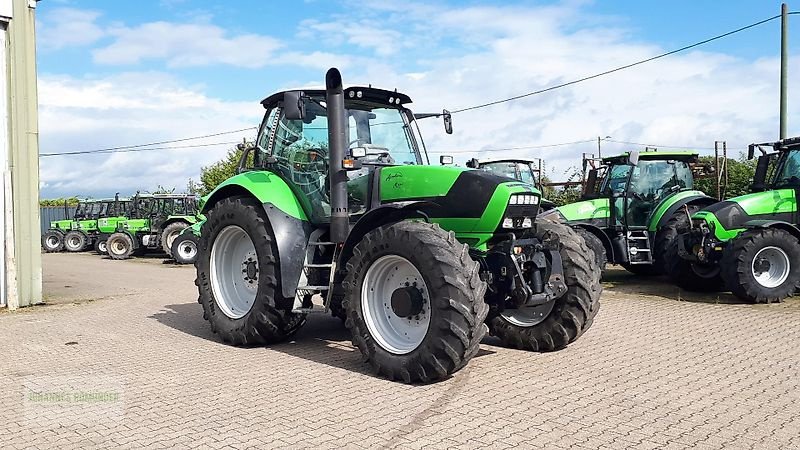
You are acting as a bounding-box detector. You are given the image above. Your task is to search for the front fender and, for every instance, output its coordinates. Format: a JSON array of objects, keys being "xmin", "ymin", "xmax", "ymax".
[
  {"xmin": 742, "ymin": 220, "xmax": 800, "ymax": 240},
  {"xmin": 202, "ymin": 171, "xmax": 308, "ymax": 222},
  {"xmin": 650, "ymin": 191, "xmax": 715, "ymax": 231}
]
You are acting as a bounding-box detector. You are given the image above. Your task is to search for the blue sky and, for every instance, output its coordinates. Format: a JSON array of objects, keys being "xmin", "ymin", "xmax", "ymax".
[{"xmin": 36, "ymin": 0, "xmax": 799, "ymax": 197}]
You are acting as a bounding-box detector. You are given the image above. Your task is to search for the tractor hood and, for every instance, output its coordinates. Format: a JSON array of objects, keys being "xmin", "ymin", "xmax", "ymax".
[
  {"xmin": 378, "ymin": 165, "xmax": 541, "ymax": 234},
  {"xmin": 547, "ymin": 198, "xmax": 610, "ymax": 225},
  {"xmin": 693, "ymin": 188, "xmax": 797, "ymax": 240}
]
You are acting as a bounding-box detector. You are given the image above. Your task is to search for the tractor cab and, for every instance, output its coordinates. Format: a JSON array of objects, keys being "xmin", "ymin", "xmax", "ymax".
[{"xmin": 466, "ymin": 158, "xmax": 555, "ymax": 211}]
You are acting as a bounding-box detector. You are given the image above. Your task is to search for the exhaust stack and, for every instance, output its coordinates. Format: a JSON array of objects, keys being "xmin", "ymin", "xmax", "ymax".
[{"xmin": 326, "ymin": 68, "xmax": 349, "ymax": 243}]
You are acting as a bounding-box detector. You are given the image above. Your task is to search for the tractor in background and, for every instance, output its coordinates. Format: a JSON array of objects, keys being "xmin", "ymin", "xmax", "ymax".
[
  {"xmin": 466, "ymin": 158, "xmax": 555, "ymax": 211},
  {"xmin": 668, "ymin": 137, "xmax": 800, "ymax": 302},
  {"xmin": 42, "ymin": 196, "xmax": 130, "ymax": 253}
]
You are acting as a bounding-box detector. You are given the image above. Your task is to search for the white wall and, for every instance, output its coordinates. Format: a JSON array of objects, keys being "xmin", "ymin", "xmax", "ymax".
[{"xmin": 0, "ymin": 21, "xmax": 7, "ymax": 306}]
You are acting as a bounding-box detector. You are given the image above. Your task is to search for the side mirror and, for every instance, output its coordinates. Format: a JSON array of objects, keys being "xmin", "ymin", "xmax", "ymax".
[
  {"xmin": 442, "ymin": 109, "xmax": 453, "ymax": 135},
  {"xmin": 351, "ymin": 147, "xmax": 367, "ymax": 158},
  {"xmin": 627, "ymin": 151, "xmax": 640, "ymax": 166},
  {"xmin": 440, "ymin": 155, "xmax": 454, "ymax": 165},
  {"xmin": 465, "ymin": 158, "xmax": 479, "ymax": 169},
  {"xmin": 747, "ymin": 144, "xmax": 755, "ymax": 160},
  {"xmin": 583, "ymin": 169, "xmax": 599, "ymax": 198},
  {"xmin": 751, "ymin": 154, "xmax": 772, "ymax": 192},
  {"xmin": 283, "ymin": 91, "xmax": 305, "ymax": 120}
]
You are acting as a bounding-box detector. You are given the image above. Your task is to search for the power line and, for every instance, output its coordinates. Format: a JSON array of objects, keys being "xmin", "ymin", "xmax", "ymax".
[
  {"xmin": 40, "ymin": 127, "xmax": 256, "ymax": 157},
  {"xmin": 40, "ymin": 141, "xmax": 242, "ymax": 157},
  {"xmin": 450, "ymin": 13, "xmax": 786, "ymax": 114}
]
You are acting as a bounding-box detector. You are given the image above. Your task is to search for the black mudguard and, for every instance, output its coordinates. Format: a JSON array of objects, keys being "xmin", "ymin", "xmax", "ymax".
[{"xmin": 263, "ymin": 202, "xmax": 313, "ymax": 298}]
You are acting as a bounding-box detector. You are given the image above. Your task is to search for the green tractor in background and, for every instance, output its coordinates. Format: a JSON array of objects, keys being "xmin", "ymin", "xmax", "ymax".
[
  {"xmin": 194, "ymin": 68, "xmax": 601, "ymax": 383},
  {"xmin": 465, "ymin": 158, "xmax": 555, "ymax": 211},
  {"xmin": 668, "ymin": 137, "xmax": 800, "ymax": 303},
  {"xmin": 42, "ymin": 196, "xmax": 130, "ymax": 253},
  {"xmin": 106, "ymin": 194, "xmax": 199, "ymax": 260},
  {"xmin": 539, "ymin": 150, "xmax": 716, "ymax": 275}
]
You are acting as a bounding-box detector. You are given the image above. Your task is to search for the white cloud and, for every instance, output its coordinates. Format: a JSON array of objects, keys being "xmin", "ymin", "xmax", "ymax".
[
  {"xmin": 92, "ymin": 22, "xmax": 282, "ymax": 68},
  {"xmin": 38, "ymin": 72, "xmax": 262, "ymax": 197},
  {"xmin": 37, "ymin": 8, "xmax": 106, "ymax": 50}
]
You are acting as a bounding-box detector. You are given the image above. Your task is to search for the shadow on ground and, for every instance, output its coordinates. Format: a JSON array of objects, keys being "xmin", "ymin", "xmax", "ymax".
[
  {"xmin": 150, "ymin": 302, "xmax": 495, "ymax": 382},
  {"xmin": 602, "ymin": 266, "xmax": 749, "ymax": 305}
]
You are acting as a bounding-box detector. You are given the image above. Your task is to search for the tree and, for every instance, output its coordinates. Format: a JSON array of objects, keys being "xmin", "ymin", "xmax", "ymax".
[
  {"xmin": 39, "ymin": 197, "xmax": 80, "ymax": 207},
  {"xmin": 199, "ymin": 146, "xmax": 246, "ymax": 195},
  {"xmin": 694, "ymin": 155, "xmax": 756, "ymax": 200}
]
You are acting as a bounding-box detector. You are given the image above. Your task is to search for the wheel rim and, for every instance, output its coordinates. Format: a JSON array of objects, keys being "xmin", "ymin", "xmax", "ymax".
[
  {"xmin": 98, "ymin": 241, "xmax": 107, "ymax": 253},
  {"xmin": 178, "ymin": 240, "xmax": 197, "ymax": 260},
  {"xmin": 110, "ymin": 240, "xmax": 127, "ymax": 255},
  {"xmin": 46, "ymin": 236, "xmax": 59, "ymax": 249},
  {"xmin": 361, "ymin": 255, "xmax": 431, "ymax": 355},
  {"xmin": 67, "ymin": 236, "xmax": 81, "ymax": 249},
  {"xmin": 210, "ymin": 226, "xmax": 258, "ymax": 320},
  {"xmin": 500, "ymin": 301, "xmax": 555, "ymax": 327},
  {"xmin": 751, "ymin": 246, "xmax": 790, "ymax": 288}
]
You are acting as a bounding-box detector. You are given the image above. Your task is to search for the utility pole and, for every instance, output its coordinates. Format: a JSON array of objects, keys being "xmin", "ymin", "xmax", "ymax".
[{"xmin": 780, "ymin": 2, "xmax": 789, "ymax": 139}]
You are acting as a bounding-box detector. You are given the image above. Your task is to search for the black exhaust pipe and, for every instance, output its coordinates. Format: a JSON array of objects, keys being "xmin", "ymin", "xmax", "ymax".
[{"xmin": 326, "ymin": 68, "xmax": 349, "ymax": 243}]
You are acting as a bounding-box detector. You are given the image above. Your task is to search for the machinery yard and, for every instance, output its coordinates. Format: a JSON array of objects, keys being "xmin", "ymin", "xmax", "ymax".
[{"xmin": 1, "ymin": 252, "xmax": 798, "ymax": 449}]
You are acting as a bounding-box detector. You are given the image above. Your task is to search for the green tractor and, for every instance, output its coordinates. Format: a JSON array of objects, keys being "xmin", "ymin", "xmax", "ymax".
[
  {"xmin": 42, "ymin": 196, "xmax": 130, "ymax": 253},
  {"xmin": 170, "ymin": 216, "xmax": 204, "ymax": 265},
  {"xmin": 668, "ymin": 137, "xmax": 800, "ymax": 302},
  {"xmin": 106, "ymin": 194, "xmax": 199, "ymax": 260},
  {"xmin": 539, "ymin": 150, "xmax": 716, "ymax": 275},
  {"xmin": 194, "ymin": 68, "xmax": 601, "ymax": 383},
  {"xmin": 465, "ymin": 158, "xmax": 555, "ymax": 211}
]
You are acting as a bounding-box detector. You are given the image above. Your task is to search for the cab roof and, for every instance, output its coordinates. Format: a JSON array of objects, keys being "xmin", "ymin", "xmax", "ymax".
[
  {"xmin": 260, "ymin": 86, "xmax": 412, "ymax": 109},
  {"xmin": 477, "ymin": 158, "xmax": 537, "ymax": 165},
  {"xmin": 602, "ymin": 150, "xmax": 699, "ymax": 164}
]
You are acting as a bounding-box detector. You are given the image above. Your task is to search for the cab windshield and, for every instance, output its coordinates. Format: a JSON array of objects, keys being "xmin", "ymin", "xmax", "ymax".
[
  {"xmin": 481, "ymin": 162, "xmax": 537, "ymax": 185},
  {"xmin": 773, "ymin": 149, "xmax": 800, "ymax": 187},
  {"xmin": 601, "ymin": 164, "xmax": 632, "ymax": 194}
]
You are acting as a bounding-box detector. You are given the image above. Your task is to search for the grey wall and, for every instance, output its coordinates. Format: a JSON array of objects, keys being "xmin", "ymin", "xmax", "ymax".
[{"xmin": 40, "ymin": 206, "xmax": 77, "ymax": 234}]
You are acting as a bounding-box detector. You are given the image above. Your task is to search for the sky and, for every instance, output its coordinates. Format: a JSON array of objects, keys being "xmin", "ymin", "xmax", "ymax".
[{"xmin": 35, "ymin": 0, "xmax": 800, "ymax": 198}]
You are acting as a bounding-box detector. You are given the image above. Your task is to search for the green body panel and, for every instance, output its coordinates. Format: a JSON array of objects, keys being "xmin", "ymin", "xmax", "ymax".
[
  {"xmin": 378, "ymin": 166, "xmax": 539, "ymax": 248},
  {"xmin": 50, "ymin": 219, "xmax": 74, "ymax": 232},
  {"xmin": 209, "ymin": 172, "xmax": 308, "ymax": 221},
  {"xmin": 556, "ymin": 198, "xmax": 610, "ymax": 222},
  {"xmin": 97, "ymin": 216, "xmax": 129, "ymax": 234},
  {"xmin": 182, "ymin": 216, "xmax": 205, "ymax": 237},
  {"xmin": 693, "ymin": 189, "xmax": 798, "ymax": 241},
  {"xmin": 167, "ymin": 214, "xmax": 197, "ymax": 224},
  {"xmin": 646, "ymin": 190, "xmax": 707, "ymax": 231},
  {"xmin": 121, "ymin": 218, "xmax": 151, "ymax": 234}
]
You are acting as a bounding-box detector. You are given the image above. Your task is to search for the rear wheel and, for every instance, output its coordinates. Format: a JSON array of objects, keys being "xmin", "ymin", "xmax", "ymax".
[
  {"xmin": 161, "ymin": 222, "xmax": 188, "ymax": 254},
  {"xmin": 94, "ymin": 239, "xmax": 108, "ymax": 255},
  {"xmin": 171, "ymin": 233, "xmax": 199, "ymax": 264},
  {"xmin": 653, "ymin": 206, "xmax": 698, "ymax": 273},
  {"xmin": 665, "ymin": 238, "xmax": 723, "ymax": 292},
  {"xmin": 343, "ymin": 221, "xmax": 488, "ymax": 383},
  {"xmin": 196, "ymin": 197, "xmax": 306, "ymax": 345},
  {"xmin": 64, "ymin": 231, "xmax": 87, "ymax": 252},
  {"xmin": 42, "ymin": 230, "xmax": 64, "ymax": 253},
  {"xmin": 575, "ymin": 228, "xmax": 607, "ymax": 275},
  {"xmin": 107, "ymin": 232, "xmax": 134, "ymax": 260},
  {"xmin": 488, "ymin": 220, "xmax": 601, "ymax": 351},
  {"xmin": 720, "ymin": 228, "xmax": 800, "ymax": 303}
]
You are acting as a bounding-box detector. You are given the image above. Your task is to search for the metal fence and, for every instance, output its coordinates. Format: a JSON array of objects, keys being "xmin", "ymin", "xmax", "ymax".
[{"xmin": 40, "ymin": 206, "xmax": 77, "ymax": 234}]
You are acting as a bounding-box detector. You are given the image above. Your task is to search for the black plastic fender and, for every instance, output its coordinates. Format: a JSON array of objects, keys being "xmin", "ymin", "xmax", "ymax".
[
  {"xmin": 742, "ymin": 220, "xmax": 800, "ymax": 240},
  {"xmin": 262, "ymin": 202, "xmax": 313, "ymax": 298},
  {"xmin": 574, "ymin": 224, "xmax": 615, "ymax": 262}
]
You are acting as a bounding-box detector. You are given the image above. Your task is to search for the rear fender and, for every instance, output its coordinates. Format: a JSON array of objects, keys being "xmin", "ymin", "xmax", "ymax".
[
  {"xmin": 651, "ymin": 193, "xmax": 716, "ymax": 231},
  {"xmin": 742, "ymin": 220, "xmax": 800, "ymax": 240},
  {"xmin": 574, "ymin": 224, "xmax": 615, "ymax": 262}
]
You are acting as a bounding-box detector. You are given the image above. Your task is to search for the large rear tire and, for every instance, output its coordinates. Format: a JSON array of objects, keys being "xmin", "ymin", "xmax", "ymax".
[
  {"xmin": 342, "ymin": 221, "xmax": 488, "ymax": 383},
  {"xmin": 42, "ymin": 230, "xmax": 65, "ymax": 253},
  {"xmin": 720, "ymin": 228, "xmax": 800, "ymax": 303},
  {"xmin": 653, "ymin": 206, "xmax": 698, "ymax": 273},
  {"xmin": 665, "ymin": 238, "xmax": 724, "ymax": 292},
  {"xmin": 64, "ymin": 231, "xmax": 87, "ymax": 252},
  {"xmin": 488, "ymin": 220, "xmax": 601, "ymax": 352},
  {"xmin": 171, "ymin": 233, "xmax": 199, "ymax": 265},
  {"xmin": 575, "ymin": 228, "xmax": 607, "ymax": 276},
  {"xmin": 107, "ymin": 232, "xmax": 134, "ymax": 260},
  {"xmin": 161, "ymin": 222, "xmax": 188, "ymax": 255},
  {"xmin": 196, "ymin": 197, "xmax": 306, "ymax": 345}
]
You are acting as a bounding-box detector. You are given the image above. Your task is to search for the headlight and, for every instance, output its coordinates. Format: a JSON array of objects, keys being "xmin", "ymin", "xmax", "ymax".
[{"xmin": 509, "ymin": 194, "xmax": 539, "ymax": 205}]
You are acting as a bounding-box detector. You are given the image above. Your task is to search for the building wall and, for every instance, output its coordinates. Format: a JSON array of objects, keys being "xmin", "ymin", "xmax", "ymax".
[{"xmin": 0, "ymin": 19, "xmax": 6, "ymax": 307}]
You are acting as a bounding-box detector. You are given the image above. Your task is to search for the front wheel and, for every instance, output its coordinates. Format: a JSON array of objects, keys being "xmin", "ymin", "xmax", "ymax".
[
  {"xmin": 171, "ymin": 233, "xmax": 199, "ymax": 264},
  {"xmin": 488, "ymin": 220, "xmax": 602, "ymax": 352},
  {"xmin": 196, "ymin": 197, "xmax": 306, "ymax": 345},
  {"xmin": 665, "ymin": 238, "xmax": 723, "ymax": 292},
  {"xmin": 94, "ymin": 239, "xmax": 108, "ymax": 255},
  {"xmin": 42, "ymin": 230, "xmax": 65, "ymax": 253},
  {"xmin": 107, "ymin": 232, "xmax": 134, "ymax": 260},
  {"xmin": 720, "ymin": 228, "xmax": 800, "ymax": 303},
  {"xmin": 343, "ymin": 221, "xmax": 488, "ymax": 383},
  {"xmin": 64, "ymin": 231, "xmax": 87, "ymax": 252}
]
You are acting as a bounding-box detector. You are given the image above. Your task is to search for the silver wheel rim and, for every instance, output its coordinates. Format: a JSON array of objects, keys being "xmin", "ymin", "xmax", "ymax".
[
  {"xmin": 178, "ymin": 240, "xmax": 197, "ymax": 260},
  {"xmin": 501, "ymin": 301, "xmax": 555, "ymax": 327},
  {"xmin": 67, "ymin": 236, "xmax": 81, "ymax": 249},
  {"xmin": 210, "ymin": 226, "xmax": 258, "ymax": 320},
  {"xmin": 98, "ymin": 241, "xmax": 107, "ymax": 253},
  {"xmin": 751, "ymin": 246, "xmax": 790, "ymax": 288},
  {"xmin": 361, "ymin": 255, "xmax": 431, "ymax": 355},
  {"xmin": 46, "ymin": 236, "xmax": 59, "ymax": 249},
  {"xmin": 110, "ymin": 240, "xmax": 127, "ymax": 255}
]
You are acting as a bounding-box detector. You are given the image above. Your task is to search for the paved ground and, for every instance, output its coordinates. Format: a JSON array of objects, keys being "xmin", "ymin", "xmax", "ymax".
[{"xmin": 1, "ymin": 252, "xmax": 799, "ymax": 449}]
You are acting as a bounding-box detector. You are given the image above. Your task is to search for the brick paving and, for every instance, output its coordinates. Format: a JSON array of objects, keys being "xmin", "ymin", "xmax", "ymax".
[{"xmin": 0, "ymin": 253, "xmax": 798, "ymax": 449}]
